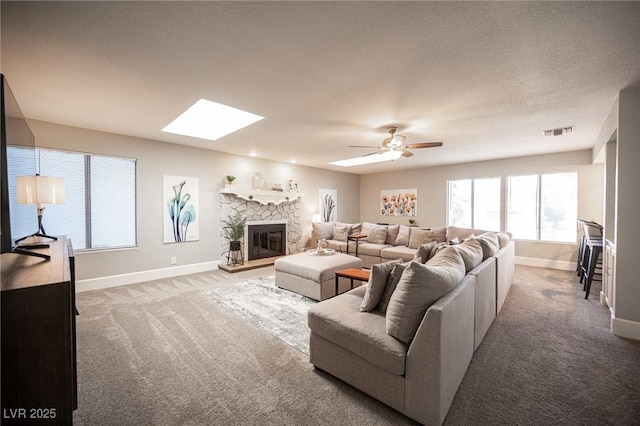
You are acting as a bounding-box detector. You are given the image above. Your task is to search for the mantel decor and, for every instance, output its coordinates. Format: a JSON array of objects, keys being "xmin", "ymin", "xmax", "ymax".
[{"xmin": 219, "ymin": 189, "xmax": 304, "ymax": 206}]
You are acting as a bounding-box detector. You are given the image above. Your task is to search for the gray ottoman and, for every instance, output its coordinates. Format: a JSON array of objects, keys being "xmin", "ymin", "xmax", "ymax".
[{"xmin": 275, "ymin": 252, "xmax": 363, "ymax": 301}]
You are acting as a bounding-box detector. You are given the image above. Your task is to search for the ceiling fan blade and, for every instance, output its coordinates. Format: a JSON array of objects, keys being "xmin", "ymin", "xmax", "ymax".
[
  {"xmin": 405, "ymin": 142, "xmax": 443, "ymax": 149},
  {"xmin": 363, "ymin": 148, "xmax": 387, "ymax": 157},
  {"xmin": 401, "ymin": 149, "xmax": 414, "ymax": 157},
  {"xmin": 348, "ymin": 145, "xmax": 382, "ymax": 149}
]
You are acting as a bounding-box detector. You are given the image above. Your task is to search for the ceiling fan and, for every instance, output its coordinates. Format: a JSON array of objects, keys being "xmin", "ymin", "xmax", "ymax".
[{"xmin": 349, "ymin": 127, "xmax": 443, "ymax": 159}]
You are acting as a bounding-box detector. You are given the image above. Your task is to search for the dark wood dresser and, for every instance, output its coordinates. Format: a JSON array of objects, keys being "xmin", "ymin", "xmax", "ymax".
[{"xmin": 1, "ymin": 236, "xmax": 77, "ymax": 425}]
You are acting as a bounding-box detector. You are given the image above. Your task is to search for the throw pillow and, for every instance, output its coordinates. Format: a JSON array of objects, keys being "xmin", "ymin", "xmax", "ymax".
[
  {"xmin": 361, "ymin": 222, "xmax": 377, "ymax": 236},
  {"xmin": 476, "ymin": 232, "xmax": 500, "ymax": 260},
  {"xmin": 333, "ymin": 225, "xmax": 348, "ymax": 242},
  {"xmin": 349, "ymin": 223, "xmax": 363, "ymax": 236},
  {"xmin": 496, "ymin": 231, "xmax": 511, "ymax": 249},
  {"xmin": 386, "ymin": 224, "xmax": 400, "ymax": 245},
  {"xmin": 312, "ymin": 222, "xmax": 334, "ymax": 242},
  {"xmin": 366, "ymin": 227, "xmax": 388, "ymax": 245},
  {"xmin": 409, "ymin": 228, "xmax": 447, "ymax": 248},
  {"xmin": 395, "ymin": 225, "xmax": 412, "ymax": 246},
  {"xmin": 412, "ymin": 241, "xmax": 438, "ymax": 263},
  {"xmin": 453, "ymin": 237, "xmax": 483, "ymax": 272},
  {"xmin": 378, "ymin": 262, "xmax": 409, "ymax": 314},
  {"xmin": 446, "ymin": 226, "xmax": 477, "ymax": 242},
  {"xmin": 360, "ymin": 259, "xmax": 403, "ymax": 312},
  {"xmin": 386, "ymin": 247, "xmax": 465, "ymax": 343}
]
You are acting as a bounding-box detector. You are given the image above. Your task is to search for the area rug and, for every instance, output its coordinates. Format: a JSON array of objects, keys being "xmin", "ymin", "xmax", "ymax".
[{"xmin": 206, "ymin": 276, "xmax": 316, "ymax": 354}]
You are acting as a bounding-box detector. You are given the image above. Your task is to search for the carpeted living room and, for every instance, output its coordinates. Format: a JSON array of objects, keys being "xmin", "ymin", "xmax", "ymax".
[{"xmin": 2, "ymin": 2, "xmax": 640, "ymax": 426}]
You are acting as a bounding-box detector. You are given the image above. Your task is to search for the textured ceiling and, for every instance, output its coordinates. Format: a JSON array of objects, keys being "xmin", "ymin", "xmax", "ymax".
[{"xmin": 2, "ymin": 1, "xmax": 640, "ymax": 174}]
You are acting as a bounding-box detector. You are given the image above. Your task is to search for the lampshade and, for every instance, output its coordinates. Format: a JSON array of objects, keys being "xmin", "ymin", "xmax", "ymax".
[
  {"xmin": 311, "ymin": 214, "xmax": 322, "ymax": 223},
  {"xmin": 16, "ymin": 175, "xmax": 65, "ymax": 205}
]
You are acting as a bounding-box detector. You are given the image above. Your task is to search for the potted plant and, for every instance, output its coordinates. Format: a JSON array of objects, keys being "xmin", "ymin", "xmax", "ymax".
[
  {"xmin": 225, "ymin": 175, "xmax": 236, "ymax": 190},
  {"xmin": 222, "ymin": 213, "xmax": 247, "ymax": 252},
  {"xmin": 408, "ymin": 219, "xmax": 416, "ymax": 226}
]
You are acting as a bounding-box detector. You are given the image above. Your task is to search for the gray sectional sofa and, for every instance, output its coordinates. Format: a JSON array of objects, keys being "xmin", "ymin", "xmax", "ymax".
[
  {"xmin": 307, "ymin": 229, "xmax": 515, "ymax": 425},
  {"xmin": 312, "ymin": 221, "xmax": 509, "ymax": 269}
]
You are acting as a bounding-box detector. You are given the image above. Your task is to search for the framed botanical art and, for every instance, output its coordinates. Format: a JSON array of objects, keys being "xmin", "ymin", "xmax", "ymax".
[
  {"xmin": 380, "ymin": 188, "xmax": 417, "ymax": 216},
  {"xmin": 163, "ymin": 175, "xmax": 199, "ymax": 243},
  {"xmin": 319, "ymin": 188, "xmax": 337, "ymax": 222}
]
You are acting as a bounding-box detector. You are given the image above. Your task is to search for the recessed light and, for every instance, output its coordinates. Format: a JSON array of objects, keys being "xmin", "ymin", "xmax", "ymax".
[
  {"xmin": 290, "ymin": 159, "xmax": 297, "ymax": 164},
  {"xmin": 249, "ymin": 152, "xmax": 257, "ymax": 157},
  {"xmin": 162, "ymin": 99, "xmax": 264, "ymax": 141},
  {"xmin": 329, "ymin": 150, "xmax": 402, "ymax": 167}
]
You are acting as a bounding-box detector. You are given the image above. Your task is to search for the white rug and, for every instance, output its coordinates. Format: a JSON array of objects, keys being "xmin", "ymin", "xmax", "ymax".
[{"xmin": 206, "ymin": 276, "xmax": 316, "ymax": 354}]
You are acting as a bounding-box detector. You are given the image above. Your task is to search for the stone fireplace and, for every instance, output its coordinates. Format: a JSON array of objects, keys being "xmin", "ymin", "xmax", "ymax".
[{"xmin": 220, "ymin": 191, "xmax": 303, "ymax": 263}]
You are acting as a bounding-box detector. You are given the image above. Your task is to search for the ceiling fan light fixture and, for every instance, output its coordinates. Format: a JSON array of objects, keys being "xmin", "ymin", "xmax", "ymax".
[{"xmin": 389, "ymin": 134, "xmax": 405, "ymax": 148}]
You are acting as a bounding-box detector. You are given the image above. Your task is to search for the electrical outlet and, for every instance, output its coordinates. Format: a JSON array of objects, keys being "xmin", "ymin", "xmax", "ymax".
[{"xmin": 170, "ymin": 256, "xmax": 177, "ymax": 265}]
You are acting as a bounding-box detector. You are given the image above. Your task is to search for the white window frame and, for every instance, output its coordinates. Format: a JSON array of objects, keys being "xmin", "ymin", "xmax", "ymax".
[
  {"xmin": 506, "ymin": 171, "xmax": 578, "ymax": 243},
  {"xmin": 447, "ymin": 177, "xmax": 501, "ymax": 230}
]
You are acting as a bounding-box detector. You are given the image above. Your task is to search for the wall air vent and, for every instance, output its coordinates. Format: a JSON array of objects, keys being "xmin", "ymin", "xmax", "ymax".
[{"xmin": 543, "ymin": 126, "xmax": 574, "ymax": 137}]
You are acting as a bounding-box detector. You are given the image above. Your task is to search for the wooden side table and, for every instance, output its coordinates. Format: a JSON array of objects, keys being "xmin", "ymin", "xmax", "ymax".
[
  {"xmin": 334, "ymin": 268, "xmax": 371, "ymax": 296},
  {"xmin": 347, "ymin": 234, "xmax": 367, "ymax": 257}
]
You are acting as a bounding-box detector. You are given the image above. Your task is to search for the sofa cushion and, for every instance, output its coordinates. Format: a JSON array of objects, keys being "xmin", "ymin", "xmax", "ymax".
[
  {"xmin": 308, "ymin": 286, "xmax": 409, "ymax": 375},
  {"xmin": 476, "ymin": 232, "xmax": 500, "ymax": 260},
  {"xmin": 385, "ymin": 224, "xmax": 400, "ymax": 245},
  {"xmin": 452, "ymin": 238, "xmax": 483, "ymax": 272},
  {"xmin": 333, "ymin": 225, "xmax": 348, "ymax": 242},
  {"xmin": 360, "ymin": 259, "xmax": 402, "ymax": 312},
  {"xmin": 357, "ymin": 242, "xmax": 387, "ymax": 257},
  {"xmin": 367, "ymin": 227, "xmax": 388, "ymax": 245},
  {"xmin": 378, "ymin": 262, "xmax": 409, "ymax": 314},
  {"xmin": 395, "ymin": 225, "xmax": 412, "ymax": 246},
  {"xmin": 413, "ymin": 241, "xmax": 439, "ymax": 263},
  {"xmin": 326, "ymin": 240, "xmax": 347, "ymax": 252},
  {"xmin": 386, "ymin": 247, "xmax": 465, "ymax": 343},
  {"xmin": 380, "ymin": 245, "xmax": 417, "ymax": 262},
  {"xmin": 313, "ymin": 222, "xmax": 335, "ymax": 241}
]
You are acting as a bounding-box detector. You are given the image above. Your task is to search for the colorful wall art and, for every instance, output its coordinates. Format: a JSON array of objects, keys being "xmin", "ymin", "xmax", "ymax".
[
  {"xmin": 163, "ymin": 175, "xmax": 199, "ymax": 243},
  {"xmin": 319, "ymin": 188, "xmax": 337, "ymax": 222},
  {"xmin": 380, "ymin": 189, "xmax": 418, "ymax": 216}
]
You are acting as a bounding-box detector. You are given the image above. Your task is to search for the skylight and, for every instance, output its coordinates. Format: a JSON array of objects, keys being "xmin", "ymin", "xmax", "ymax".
[
  {"xmin": 162, "ymin": 99, "xmax": 264, "ymax": 141},
  {"xmin": 329, "ymin": 150, "xmax": 402, "ymax": 167}
]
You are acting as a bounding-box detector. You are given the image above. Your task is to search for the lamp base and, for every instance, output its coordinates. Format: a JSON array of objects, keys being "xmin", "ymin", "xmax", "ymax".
[
  {"xmin": 14, "ymin": 232, "xmax": 58, "ymax": 244},
  {"xmin": 11, "ymin": 246, "xmax": 51, "ymax": 260}
]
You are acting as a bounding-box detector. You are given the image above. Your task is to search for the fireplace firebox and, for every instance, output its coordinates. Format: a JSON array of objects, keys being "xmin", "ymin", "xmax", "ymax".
[{"xmin": 247, "ymin": 223, "xmax": 286, "ymax": 261}]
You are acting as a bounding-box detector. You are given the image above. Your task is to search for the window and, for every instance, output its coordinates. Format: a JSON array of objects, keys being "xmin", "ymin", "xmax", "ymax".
[
  {"xmin": 8, "ymin": 147, "xmax": 136, "ymax": 250},
  {"xmin": 447, "ymin": 177, "xmax": 501, "ymax": 231},
  {"xmin": 506, "ymin": 172, "xmax": 577, "ymax": 242}
]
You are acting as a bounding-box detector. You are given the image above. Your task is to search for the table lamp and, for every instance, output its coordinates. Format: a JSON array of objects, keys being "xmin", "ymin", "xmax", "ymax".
[{"xmin": 15, "ymin": 174, "xmax": 65, "ymax": 244}]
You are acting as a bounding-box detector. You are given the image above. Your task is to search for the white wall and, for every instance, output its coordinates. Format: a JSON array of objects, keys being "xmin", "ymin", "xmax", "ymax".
[
  {"xmin": 614, "ymin": 88, "xmax": 640, "ymax": 327},
  {"xmin": 361, "ymin": 150, "xmax": 604, "ymax": 268},
  {"xmin": 28, "ymin": 120, "xmax": 360, "ymax": 283}
]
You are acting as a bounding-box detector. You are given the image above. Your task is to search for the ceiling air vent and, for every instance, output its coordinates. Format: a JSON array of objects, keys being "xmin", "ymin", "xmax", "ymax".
[{"xmin": 543, "ymin": 126, "xmax": 574, "ymax": 137}]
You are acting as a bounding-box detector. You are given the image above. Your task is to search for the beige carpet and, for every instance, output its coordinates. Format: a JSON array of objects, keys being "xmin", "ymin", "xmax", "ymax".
[{"xmin": 73, "ymin": 265, "xmax": 640, "ymax": 425}]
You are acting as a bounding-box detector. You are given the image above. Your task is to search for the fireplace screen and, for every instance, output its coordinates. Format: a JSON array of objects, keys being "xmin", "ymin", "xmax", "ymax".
[{"xmin": 247, "ymin": 224, "xmax": 286, "ymax": 260}]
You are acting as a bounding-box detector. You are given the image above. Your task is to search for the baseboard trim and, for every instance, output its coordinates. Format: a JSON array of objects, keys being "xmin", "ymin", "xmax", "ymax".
[
  {"xmin": 515, "ymin": 256, "xmax": 574, "ymax": 271},
  {"xmin": 76, "ymin": 261, "xmax": 220, "ymax": 292},
  {"xmin": 611, "ymin": 316, "xmax": 640, "ymax": 341}
]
